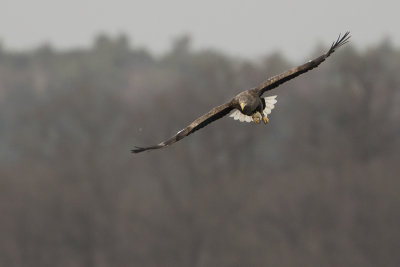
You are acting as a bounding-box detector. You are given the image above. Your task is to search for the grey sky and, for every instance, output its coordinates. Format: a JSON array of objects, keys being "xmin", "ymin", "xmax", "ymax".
[{"xmin": 1, "ymin": 0, "xmax": 399, "ymax": 60}]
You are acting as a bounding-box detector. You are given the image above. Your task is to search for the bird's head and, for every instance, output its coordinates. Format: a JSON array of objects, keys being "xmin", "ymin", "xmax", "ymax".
[
  {"xmin": 240, "ymin": 101, "xmax": 246, "ymax": 111},
  {"xmin": 237, "ymin": 94, "xmax": 251, "ymax": 113}
]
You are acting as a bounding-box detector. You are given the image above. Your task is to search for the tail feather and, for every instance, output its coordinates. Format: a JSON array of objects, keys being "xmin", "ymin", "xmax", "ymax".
[{"xmin": 263, "ymin": 95, "xmax": 277, "ymax": 116}]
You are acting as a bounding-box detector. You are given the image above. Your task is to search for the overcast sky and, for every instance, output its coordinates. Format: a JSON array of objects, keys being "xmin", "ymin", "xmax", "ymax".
[{"xmin": 1, "ymin": 0, "xmax": 399, "ymax": 60}]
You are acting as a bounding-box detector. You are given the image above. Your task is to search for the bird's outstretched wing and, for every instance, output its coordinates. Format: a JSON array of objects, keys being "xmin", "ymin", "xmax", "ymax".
[
  {"xmin": 256, "ymin": 32, "xmax": 350, "ymax": 97},
  {"xmin": 132, "ymin": 102, "xmax": 234, "ymax": 153}
]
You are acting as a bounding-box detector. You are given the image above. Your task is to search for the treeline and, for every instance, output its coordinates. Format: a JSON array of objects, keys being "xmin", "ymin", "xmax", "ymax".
[{"xmin": 0, "ymin": 35, "xmax": 399, "ymax": 266}]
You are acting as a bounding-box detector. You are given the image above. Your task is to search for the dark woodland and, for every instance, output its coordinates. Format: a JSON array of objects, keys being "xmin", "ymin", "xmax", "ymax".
[{"xmin": 0, "ymin": 35, "xmax": 399, "ymax": 266}]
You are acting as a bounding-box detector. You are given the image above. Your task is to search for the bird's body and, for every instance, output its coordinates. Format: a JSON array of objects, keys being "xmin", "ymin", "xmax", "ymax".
[
  {"xmin": 132, "ymin": 32, "xmax": 350, "ymax": 153},
  {"xmin": 230, "ymin": 89, "xmax": 273, "ymax": 124}
]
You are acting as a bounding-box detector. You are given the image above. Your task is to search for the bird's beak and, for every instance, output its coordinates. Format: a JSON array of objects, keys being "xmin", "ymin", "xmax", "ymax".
[{"xmin": 240, "ymin": 102, "xmax": 245, "ymax": 111}]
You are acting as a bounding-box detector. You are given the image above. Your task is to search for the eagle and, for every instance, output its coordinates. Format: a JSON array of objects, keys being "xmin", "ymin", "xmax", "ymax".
[{"xmin": 132, "ymin": 32, "xmax": 350, "ymax": 153}]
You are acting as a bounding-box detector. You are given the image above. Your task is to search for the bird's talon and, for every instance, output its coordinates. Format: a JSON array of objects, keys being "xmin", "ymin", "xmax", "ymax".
[
  {"xmin": 263, "ymin": 117, "xmax": 269, "ymax": 124},
  {"xmin": 253, "ymin": 117, "xmax": 261, "ymax": 124},
  {"xmin": 252, "ymin": 112, "xmax": 263, "ymax": 124}
]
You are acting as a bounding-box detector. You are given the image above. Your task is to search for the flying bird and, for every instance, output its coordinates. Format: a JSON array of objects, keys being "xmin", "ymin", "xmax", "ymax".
[{"xmin": 132, "ymin": 32, "xmax": 350, "ymax": 153}]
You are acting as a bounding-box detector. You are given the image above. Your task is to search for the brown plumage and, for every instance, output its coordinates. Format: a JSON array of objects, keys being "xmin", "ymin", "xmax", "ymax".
[{"xmin": 132, "ymin": 32, "xmax": 350, "ymax": 153}]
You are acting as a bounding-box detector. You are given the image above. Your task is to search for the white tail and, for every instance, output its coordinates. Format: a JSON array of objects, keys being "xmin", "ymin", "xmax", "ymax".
[{"xmin": 263, "ymin": 95, "xmax": 277, "ymax": 116}]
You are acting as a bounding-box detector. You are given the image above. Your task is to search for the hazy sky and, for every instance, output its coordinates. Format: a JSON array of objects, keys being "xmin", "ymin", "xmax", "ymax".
[{"xmin": 1, "ymin": 0, "xmax": 399, "ymax": 60}]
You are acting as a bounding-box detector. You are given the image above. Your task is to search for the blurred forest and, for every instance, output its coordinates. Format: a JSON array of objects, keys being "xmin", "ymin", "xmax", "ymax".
[{"xmin": 1, "ymin": 34, "xmax": 400, "ymax": 267}]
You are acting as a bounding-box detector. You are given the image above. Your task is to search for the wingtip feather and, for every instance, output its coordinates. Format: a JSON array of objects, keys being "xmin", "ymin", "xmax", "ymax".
[
  {"xmin": 131, "ymin": 146, "xmax": 147, "ymax": 153},
  {"xmin": 328, "ymin": 31, "xmax": 351, "ymax": 55}
]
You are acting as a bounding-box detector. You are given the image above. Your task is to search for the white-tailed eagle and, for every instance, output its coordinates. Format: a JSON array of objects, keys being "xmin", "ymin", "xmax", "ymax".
[{"xmin": 132, "ymin": 32, "xmax": 350, "ymax": 153}]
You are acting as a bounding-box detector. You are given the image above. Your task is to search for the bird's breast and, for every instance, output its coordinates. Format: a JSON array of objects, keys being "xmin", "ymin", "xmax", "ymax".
[{"xmin": 243, "ymin": 98, "xmax": 262, "ymax": 115}]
